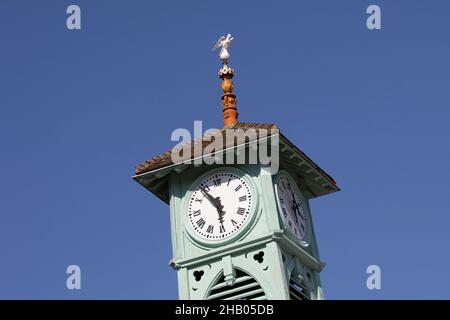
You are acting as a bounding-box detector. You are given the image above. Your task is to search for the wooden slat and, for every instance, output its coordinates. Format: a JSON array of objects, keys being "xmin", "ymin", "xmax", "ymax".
[
  {"xmin": 208, "ymin": 282, "xmax": 259, "ymax": 300},
  {"xmin": 210, "ymin": 276, "xmax": 252, "ymax": 291},
  {"xmin": 223, "ymin": 288, "xmax": 265, "ymax": 300},
  {"xmin": 251, "ymin": 295, "xmax": 267, "ymax": 300},
  {"xmin": 290, "ymin": 288, "xmax": 309, "ymax": 300}
]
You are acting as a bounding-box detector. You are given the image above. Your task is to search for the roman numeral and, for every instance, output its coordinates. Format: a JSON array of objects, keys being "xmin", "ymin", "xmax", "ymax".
[
  {"xmin": 196, "ymin": 218, "xmax": 205, "ymax": 229},
  {"xmin": 227, "ymin": 178, "xmax": 232, "ymax": 186},
  {"xmin": 219, "ymin": 224, "xmax": 226, "ymax": 233},
  {"xmin": 231, "ymin": 219, "xmax": 237, "ymax": 226},
  {"xmin": 279, "ymin": 197, "xmax": 285, "ymax": 204},
  {"xmin": 193, "ymin": 210, "xmax": 201, "ymax": 217},
  {"xmin": 235, "ymin": 184, "xmax": 242, "ymax": 192},
  {"xmin": 202, "ymin": 184, "xmax": 210, "ymax": 192},
  {"xmin": 213, "ymin": 178, "xmax": 221, "ymax": 187},
  {"xmin": 206, "ymin": 225, "xmax": 214, "ymax": 234},
  {"xmin": 194, "ymin": 198, "xmax": 202, "ymax": 203},
  {"xmin": 236, "ymin": 207, "xmax": 245, "ymax": 215},
  {"xmin": 239, "ymin": 195, "xmax": 247, "ymax": 202}
]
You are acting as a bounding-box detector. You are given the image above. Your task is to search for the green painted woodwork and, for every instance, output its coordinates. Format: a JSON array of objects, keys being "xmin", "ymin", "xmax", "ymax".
[{"xmin": 167, "ymin": 163, "xmax": 326, "ymax": 300}]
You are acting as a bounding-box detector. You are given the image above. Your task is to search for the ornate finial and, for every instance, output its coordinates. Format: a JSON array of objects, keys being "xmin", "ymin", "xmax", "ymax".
[{"xmin": 212, "ymin": 34, "xmax": 238, "ymax": 127}]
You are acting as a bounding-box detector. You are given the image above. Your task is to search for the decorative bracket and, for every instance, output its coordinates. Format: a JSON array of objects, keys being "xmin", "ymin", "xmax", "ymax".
[{"xmin": 222, "ymin": 255, "xmax": 236, "ymax": 286}]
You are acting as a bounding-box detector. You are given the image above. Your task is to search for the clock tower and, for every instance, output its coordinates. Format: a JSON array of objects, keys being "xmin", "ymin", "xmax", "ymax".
[{"xmin": 133, "ymin": 35, "xmax": 340, "ymax": 300}]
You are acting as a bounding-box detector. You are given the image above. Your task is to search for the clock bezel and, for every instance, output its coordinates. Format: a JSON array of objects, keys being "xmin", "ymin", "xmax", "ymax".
[
  {"xmin": 274, "ymin": 170, "xmax": 311, "ymax": 246},
  {"xmin": 183, "ymin": 166, "xmax": 259, "ymax": 247}
]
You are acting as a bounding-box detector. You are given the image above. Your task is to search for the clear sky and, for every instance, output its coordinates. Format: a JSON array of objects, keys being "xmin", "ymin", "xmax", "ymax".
[{"xmin": 1, "ymin": 0, "xmax": 449, "ymax": 299}]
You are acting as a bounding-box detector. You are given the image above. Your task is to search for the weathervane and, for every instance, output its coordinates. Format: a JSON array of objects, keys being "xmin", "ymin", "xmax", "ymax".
[
  {"xmin": 212, "ymin": 34, "xmax": 238, "ymax": 127},
  {"xmin": 212, "ymin": 34, "xmax": 234, "ymax": 63},
  {"xmin": 212, "ymin": 34, "xmax": 235, "ymax": 79}
]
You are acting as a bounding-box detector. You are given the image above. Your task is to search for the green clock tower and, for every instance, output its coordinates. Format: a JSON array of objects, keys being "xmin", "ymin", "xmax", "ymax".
[{"xmin": 133, "ymin": 35, "xmax": 339, "ymax": 300}]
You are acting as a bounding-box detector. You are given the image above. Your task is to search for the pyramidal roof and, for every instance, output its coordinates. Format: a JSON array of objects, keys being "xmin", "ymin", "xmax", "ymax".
[{"xmin": 133, "ymin": 122, "xmax": 339, "ymax": 203}]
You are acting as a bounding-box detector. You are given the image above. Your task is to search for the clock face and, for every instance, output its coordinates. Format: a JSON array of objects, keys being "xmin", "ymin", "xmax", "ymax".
[
  {"xmin": 275, "ymin": 172, "xmax": 309, "ymax": 244},
  {"xmin": 186, "ymin": 170, "xmax": 254, "ymax": 242}
]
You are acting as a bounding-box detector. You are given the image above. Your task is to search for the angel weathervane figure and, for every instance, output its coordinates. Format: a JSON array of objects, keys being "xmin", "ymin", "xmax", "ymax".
[{"xmin": 212, "ymin": 34, "xmax": 234, "ymax": 63}]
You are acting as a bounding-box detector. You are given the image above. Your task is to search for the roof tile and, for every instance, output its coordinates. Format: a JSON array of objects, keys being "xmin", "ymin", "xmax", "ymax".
[{"xmin": 134, "ymin": 122, "xmax": 278, "ymax": 175}]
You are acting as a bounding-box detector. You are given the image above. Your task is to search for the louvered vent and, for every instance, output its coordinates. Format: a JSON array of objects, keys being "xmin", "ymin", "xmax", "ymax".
[
  {"xmin": 207, "ymin": 269, "xmax": 266, "ymax": 300},
  {"xmin": 289, "ymin": 278, "xmax": 310, "ymax": 300}
]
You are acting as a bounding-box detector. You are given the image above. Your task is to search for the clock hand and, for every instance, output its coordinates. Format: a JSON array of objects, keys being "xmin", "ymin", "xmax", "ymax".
[
  {"xmin": 210, "ymin": 193, "xmax": 226, "ymax": 224},
  {"xmin": 200, "ymin": 186, "xmax": 226, "ymax": 224},
  {"xmin": 212, "ymin": 196, "xmax": 226, "ymax": 225},
  {"xmin": 287, "ymin": 182, "xmax": 301, "ymax": 221},
  {"xmin": 200, "ymin": 186, "xmax": 222, "ymax": 211},
  {"xmin": 200, "ymin": 186, "xmax": 217, "ymax": 207},
  {"xmin": 291, "ymin": 201, "xmax": 299, "ymax": 224}
]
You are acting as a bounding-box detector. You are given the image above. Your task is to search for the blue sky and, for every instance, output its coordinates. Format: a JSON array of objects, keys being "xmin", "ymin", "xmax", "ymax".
[{"xmin": 1, "ymin": 0, "xmax": 449, "ymax": 299}]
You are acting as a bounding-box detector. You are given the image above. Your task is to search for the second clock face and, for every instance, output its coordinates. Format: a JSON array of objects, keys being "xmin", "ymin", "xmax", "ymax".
[
  {"xmin": 275, "ymin": 172, "xmax": 309, "ymax": 244},
  {"xmin": 187, "ymin": 170, "xmax": 254, "ymax": 242}
]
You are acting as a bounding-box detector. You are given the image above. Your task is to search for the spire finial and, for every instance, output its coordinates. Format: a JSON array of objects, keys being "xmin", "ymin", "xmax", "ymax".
[{"xmin": 212, "ymin": 34, "xmax": 238, "ymax": 128}]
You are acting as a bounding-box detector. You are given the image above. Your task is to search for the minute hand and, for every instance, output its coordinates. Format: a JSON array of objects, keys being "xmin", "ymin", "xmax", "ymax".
[
  {"xmin": 200, "ymin": 187, "xmax": 220, "ymax": 209},
  {"xmin": 200, "ymin": 187, "xmax": 225, "ymax": 224}
]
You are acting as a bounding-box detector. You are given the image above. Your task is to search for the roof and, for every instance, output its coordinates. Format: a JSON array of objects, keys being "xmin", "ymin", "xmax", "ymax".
[
  {"xmin": 133, "ymin": 122, "xmax": 339, "ymax": 203},
  {"xmin": 135, "ymin": 122, "xmax": 279, "ymax": 175}
]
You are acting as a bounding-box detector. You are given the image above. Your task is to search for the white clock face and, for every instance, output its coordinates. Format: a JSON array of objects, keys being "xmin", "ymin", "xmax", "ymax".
[
  {"xmin": 275, "ymin": 172, "xmax": 309, "ymax": 243},
  {"xmin": 187, "ymin": 170, "xmax": 254, "ymax": 242}
]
